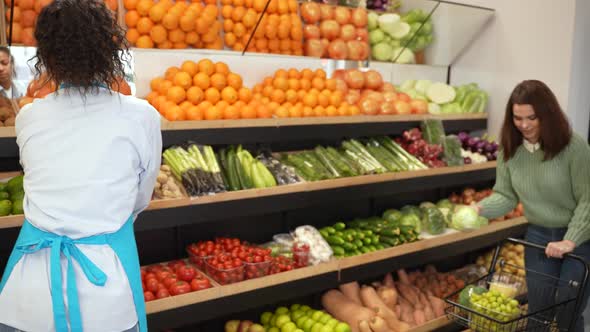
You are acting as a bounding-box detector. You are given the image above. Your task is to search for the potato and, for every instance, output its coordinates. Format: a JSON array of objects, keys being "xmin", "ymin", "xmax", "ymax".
[
  {"xmin": 161, "ymin": 165, "xmax": 171, "ymax": 172},
  {"xmin": 157, "ymin": 173, "xmax": 168, "ymax": 184}
]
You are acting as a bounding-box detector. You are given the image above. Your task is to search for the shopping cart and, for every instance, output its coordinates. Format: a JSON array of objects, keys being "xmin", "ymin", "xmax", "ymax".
[{"xmin": 445, "ymin": 238, "xmax": 589, "ymax": 332}]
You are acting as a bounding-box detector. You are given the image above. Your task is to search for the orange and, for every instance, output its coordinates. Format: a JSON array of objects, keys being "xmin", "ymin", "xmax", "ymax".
[
  {"xmin": 313, "ymin": 106, "xmax": 326, "ymax": 117},
  {"xmin": 299, "ymin": 79, "xmax": 311, "ymax": 91},
  {"xmin": 164, "ymin": 105, "xmax": 185, "ymax": 121},
  {"xmin": 136, "ymin": 17, "xmax": 154, "ymax": 35},
  {"xmin": 287, "ymin": 0, "xmax": 297, "ymax": 12},
  {"xmin": 162, "ymin": 13, "xmax": 179, "ymax": 30},
  {"xmin": 126, "ymin": 29, "xmax": 140, "ymax": 44},
  {"xmin": 256, "ymin": 105, "xmax": 272, "ymax": 118},
  {"xmin": 186, "ymin": 86, "xmax": 204, "ymax": 104},
  {"xmin": 125, "ymin": 10, "xmax": 140, "ymax": 28},
  {"xmin": 317, "ymin": 93, "xmax": 330, "ymax": 108},
  {"xmin": 262, "ymin": 76, "xmax": 273, "ymax": 87},
  {"xmin": 301, "ymin": 69, "xmax": 314, "ymax": 80},
  {"xmin": 149, "ymin": 4, "xmax": 166, "ymax": 22},
  {"xmin": 265, "ymin": 25, "xmax": 277, "ymax": 39},
  {"xmin": 136, "ymin": 35, "xmax": 154, "ymax": 48},
  {"xmin": 167, "ymin": 86, "xmax": 186, "ymax": 104},
  {"xmin": 255, "ymin": 38, "xmax": 268, "ymax": 50},
  {"xmin": 198, "ymin": 59, "xmax": 215, "ymax": 76},
  {"xmin": 242, "ymin": 11, "xmax": 257, "ymax": 29},
  {"xmin": 349, "ymin": 105, "xmax": 361, "ymax": 115},
  {"xmin": 224, "ymin": 32, "xmax": 237, "ymax": 47},
  {"xmin": 204, "ymin": 106, "xmax": 222, "ymax": 120},
  {"xmin": 19, "ymin": 9, "xmax": 34, "ymax": 28},
  {"xmin": 262, "ymin": 85, "xmax": 274, "ymax": 98},
  {"xmin": 274, "ymin": 69, "xmax": 288, "ymax": 79},
  {"xmin": 185, "ymin": 31, "xmax": 200, "ymax": 45},
  {"xmin": 173, "ymin": 42, "xmax": 188, "ymax": 49},
  {"xmin": 150, "ymin": 25, "xmax": 167, "ymax": 44},
  {"xmin": 150, "ymin": 77, "xmax": 164, "ymax": 91},
  {"xmin": 325, "ymin": 105, "xmax": 338, "ymax": 117},
  {"xmin": 106, "ymin": 0, "xmax": 118, "ymax": 8},
  {"xmin": 240, "ymin": 105, "xmax": 257, "ymax": 119},
  {"xmin": 288, "ymin": 106, "xmax": 303, "ymax": 118},
  {"xmin": 205, "ymin": 88, "xmax": 221, "ymax": 104},
  {"xmin": 233, "ymin": 23, "xmax": 247, "ymax": 38},
  {"xmin": 227, "ymin": 73, "xmax": 243, "ymax": 90},
  {"xmin": 311, "ymin": 77, "xmax": 325, "ymax": 90},
  {"xmin": 303, "ymin": 106, "xmax": 314, "ymax": 117},
  {"xmin": 186, "ymin": 106, "xmax": 203, "ymax": 120},
  {"xmin": 165, "ymin": 67, "xmax": 181, "ymax": 81},
  {"xmin": 213, "ymin": 62, "xmax": 229, "ymax": 76},
  {"xmin": 159, "ymin": 101, "xmax": 176, "ymax": 115},
  {"xmin": 233, "ymin": 0, "xmax": 244, "ymax": 6},
  {"xmin": 253, "ymin": 0, "xmax": 266, "ymax": 12},
  {"xmin": 277, "ymin": 24, "xmax": 289, "ymax": 40},
  {"xmin": 330, "ymin": 91, "xmax": 343, "ymax": 107},
  {"xmin": 157, "ymin": 80, "xmax": 173, "ymax": 96},
  {"xmin": 238, "ymin": 87, "xmax": 252, "ymax": 102},
  {"xmin": 216, "ymin": 100, "xmax": 230, "ymax": 111},
  {"xmin": 285, "ymin": 89, "xmax": 298, "ymax": 104},
  {"xmin": 302, "ymin": 93, "xmax": 318, "ymax": 108},
  {"xmin": 223, "ymin": 105, "xmax": 240, "ymax": 119},
  {"xmin": 337, "ymin": 105, "xmax": 350, "ymax": 116},
  {"xmin": 266, "ymin": 0, "xmax": 277, "ymax": 14},
  {"xmin": 231, "ymin": 6, "xmax": 246, "ymax": 22},
  {"xmin": 267, "ymin": 39, "xmax": 280, "ymax": 52},
  {"xmin": 287, "ymin": 78, "xmax": 300, "ymax": 90},
  {"xmin": 221, "ymin": 86, "xmax": 238, "ymax": 104},
  {"xmin": 124, "ymin": 0, "xmax": 139, "ymax": 10},
  {"xmin": 193, "ymin": 72, "xmax": 210, "ymax": 90},
  {"xmin": 195, "ymin": 18, "xmax": 209, "ymax": 34},
  {"xmin": 158, "ymin": 41, "xmax": 173, "ymax": 49},
  {"xmin": 321, "ymin": 89, "xmax": 331, "ymax": 97},
  {"xmin": 290, "ymin": 26, "xmax": 302, "ymax": 40},
  {"xmin": 203, "ymin": 4, "xmax": 218, "ymax": 17},
  {"xmin": 153, "ymin": 96, "xmax": 168, "ymax": 112},
  {"xmin": 179, "ymin": 101, "xmax": 194, "ymax": 112},
  {"xmin": 270, "ymin": 89, "xmax": 286, "ymax": 104},
  {"xmin": 18, "ymin": 0, "xmax": 34, "ymax": 10},
  {"xmin": 221, "ymin": 5, "xmax": 233, "ymax": 19},
  {"xmin": 179, "ymin": 15, "xmax": 196, "ymax": 32},
  {"xmin": 267, "ymin": 101, "xmax": 280, "ymax": 112},
  {"xmin": 287, "ymin": 69, "xmax": 300, "ymax": 79},
  {"xmin": 169, "ymin": 29, "xmax": 185, "ymax": 43},
  {"xmin": 7, "ymin": 6, "xmax": 21, "ymax": 22},
  {"xmin": 275, "ymin": 106, "xmax": 289, "ymax": 118},
  {"xmin": 136, "ymin": 0, "xmax": 153, "ymax": 16},
  {"xmin": 146, "ymin": 91, "xmax": 159, "ymax": 105},
  {"xmin": 198, "ymin": 101, "xmax": 213, "ymax": 112},
  {"xmin": 325, "ymin": 78, "xmax": 337, "ymax": 91},
  {"xmin": 272, "ymin": 77, "xmax": 288, "ymax": 91},
  {"xmin": 296, "ymin": 90, "xmax": 306, "ymax": 101},
  {"xmin": 181, "ymin": 61, "xmax": 198, "ymax": 77},
  {"xmin": 210, "ymin": 73, "xmax": 227, "ymax": 90},
  {"xmin": 233, "ymin": 100, "xmax": 246, "ymax": 109},
  {"xmin": 223, "ymin": 19, "xmax": 234, "ymax": 33},
  {"xmin": 173, "ymin": 71, "xmax": 192, "ymax": 90},
  {"xmin": 314, "ymin": 69, "xmax": 327, "ymax": 79}
]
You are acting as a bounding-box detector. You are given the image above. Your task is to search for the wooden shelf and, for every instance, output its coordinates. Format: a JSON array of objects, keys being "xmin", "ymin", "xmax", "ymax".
[
  {"xmin": 145, "ymin": 218, "xmax": 527, "ymax": 329},
  {"xmin": 160, "ymin": 113, "xmax": 488, "ymax": 131},
  {"xmin": 0, "ymin": 127, "xmax": 15, "ymax": 138}
]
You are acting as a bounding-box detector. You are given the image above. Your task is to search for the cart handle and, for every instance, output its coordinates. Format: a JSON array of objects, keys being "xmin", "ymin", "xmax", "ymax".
[{"xmin": 506, "ymin": 237, "xmax": 590, "ymax": 265}]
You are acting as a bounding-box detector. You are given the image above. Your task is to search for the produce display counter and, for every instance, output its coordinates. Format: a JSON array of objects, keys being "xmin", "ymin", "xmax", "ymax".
[{"xmin": 144, "ymin": 218, "xmax": 527, "ymax": 330}]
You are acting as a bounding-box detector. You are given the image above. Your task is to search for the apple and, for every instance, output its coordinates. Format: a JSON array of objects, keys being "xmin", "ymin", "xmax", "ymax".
[
  {"xmin": 290, "ymin": 304, "xmax": 301, "ymax": 311},
  {"xmin": 397, "ymin": 92, "xmax": 411, "ymax": 102},
  {"xmin": 260, "ymin": 312, "xmax": 273, "ymax": 326},
  {"xmin": 393, "ymin": 100, "xmax": 411, "ymax": 114},
  {"xmin": 268, "ymin": 328, "xmax": 280, "ymax": 332},
  {"xmin": 248, "ymin": 324, "xmax": 265, "ymax": 332},
  {"xmin": 318, "ymin": 312, "xmax": 332, "ymax": 324},
  {"xmin": 347, "ymin": 40, "xmax": 365, "ymax": 60},
  {"xmin": 311, "ymin": 310, "xmax": 324, "ymax": 321},
  {"xmin": 275, "ymin": 314, "xmax": 291, "ymax": 328},
  {"xmin": 301, "ymin": 2, "xmax": 321, "ymax": 23},
  {"xmin": 275, "ymin": 307, "xmax": 290, "ymax": 315},
  {"xmin": 343, "ymin": 69, "xmax": 365, "ymax": 89},
  {"xmin": 410, "ymin": 99, "xmax": 428, "ymax": 114},
  {"xmin": 359, "ymin": 97, "xmax": 379, "ymax": 115},
  {"xmin": 364, "ymin": 70, "xmax": 383, "ymax": 90},
  {"xmin": 302, "ymin": 319, "xmax": 315, "ymax": 331},
  {"xmin": 238, "ymin": 321, "xmax": 254, "ymax": 332},
  {"xmin": 355, "ymin": 28, "xmax": 368, "ymax": 42},
  {"xmin": 281, "ymin": 322, "xmax": 297, "ymax": 332},
  {"xmin": 340, "ymin": 24, "xmax": 356, "ymax": 41},
  {"xmin": 225, "ymin": 320, "xmax": 240, "ymax": 332},
  {"xmin": 381, "ymin": 82, "xmax": 396, "ymax": 93},
  {"xmin": 325, "ymin": 318, "xmax": 339, "ymax": 328},
  {"xmin": 311, "ymin": 322, "xmax": 325, "ymax": 332},
  {"xmin": 334, "ymin": 322, "xmax": 352, "ymax": 332},
  {"xmin": 345, "ymin": 90, "xmax": 361, "ymax": 104},
  {"xmin": 334, "ymin": 7, "xmax": 351, "ymax": 25}
]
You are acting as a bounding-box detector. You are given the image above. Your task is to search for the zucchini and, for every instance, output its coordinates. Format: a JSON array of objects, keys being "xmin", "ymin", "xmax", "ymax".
[{"xmin": 226, "ymin": 149, "xmax": 241, "ymax": 191}]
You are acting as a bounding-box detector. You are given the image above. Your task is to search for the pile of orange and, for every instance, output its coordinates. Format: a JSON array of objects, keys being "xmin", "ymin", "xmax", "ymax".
[
  {"xmin": 123, "ymin": 0, "xmax": 222, "ymax": 50},
  {"xmin": 250, "ymin": 68, "xmax": 360, "ymax": 117},
  {"xmin": 221, "ymin": 0, "xmax": 303, "ymax": 55},
  {"xmin": 147, "ymin": 59, "xmax": 265, "ymax": 121},
  {"xmin": 5, "ymin": 0, "xmax": 117, "ymax": 46}
]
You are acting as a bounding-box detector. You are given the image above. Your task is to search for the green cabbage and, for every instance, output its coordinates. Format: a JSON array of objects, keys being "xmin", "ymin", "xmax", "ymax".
[
  {"xmin": 400, "ymin": 213, "xmax": 422, "ymax": 233},
  {"xmin": 422, "ymin": 207, "xmax": 446, "ymax": 235},
  {"xmin": 382, "ymin": 209, "xmax": 403, "ymax": 224},
  {"xmin": 451, "ymin": 206, "xmax": 482, "ymax": 231},
  {"xmin": 436, "ymin": 199, "xmax": 454, "ymax": 210},
  {"xmin": 372, "ymin": 43, "xmax": 393, "ymax": 62},
  {"xmin": 369, "ymin": 29, "xmax": 385, "ymax": 44}
]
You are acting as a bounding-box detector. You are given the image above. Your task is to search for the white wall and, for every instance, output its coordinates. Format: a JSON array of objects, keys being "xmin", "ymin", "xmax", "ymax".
[{"xmin": 448, "ymin": 0, "xmax": 588, "ymax": 138}]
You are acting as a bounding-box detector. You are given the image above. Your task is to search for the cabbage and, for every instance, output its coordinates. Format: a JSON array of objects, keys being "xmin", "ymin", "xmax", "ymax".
[
  {"xmin": 401, "ymin": 205, "xmax": 422, "ymax": 218},
  {"xmin": 400, "ymin": 213, "xmax": 422, "ymax": 233},
  {"xmin": 382, "ymin": 209, "xmax": 403, "ymax": 224},
  {"xmin": 392, "ymin": 47, "xmax": 415, "ymax": 64},
  {"xmin": 436, "ymin": 199, "xmax": 454, "ymax": 210},
  {"xmin": 428, "ymin": 103, "xmax": 441, "ymax": 114},
  {"xmin": 451, "ymin": 205, "xmax": 481, "ymax": 231},
  {"xmin": 368, "ymin": 12, "xmax": 379, "ymax": 30},
  {"xmin": 378, "ymin": 13, "xmax": 402, "ymax": 37},
  {"xmin": 419, "ymin": 202, "xmax": 436, "ymax": 209},
  {"xmin": 372, "ymin": 43, "xmax": 393, "ymax": 62},
  {"xmin": 388, "ymin": 22, "xmax": 411, "ymax": 39},
  {"xmin": 400, "ymin": 80, "xmax": 416, "ymax": 92},
  {"xmin": 441, "ymin": 102, "xmax": 462, "ymax": 114},
  {"xmin": 426, "ymin": 83, "xmax": 456, "ymax": 104},
  {"xmin": 439, "ymin": 207, "xmax": 452, "ymax": 227},
  {"xmin": 369, "ymin": 29, "xmax": 385, "ymax": 44},
  {"xmin": 422, "ymin": 207, "xmax": 446, "ymax": 235},
  {"xmin": 415, "ymin": 80, "xmax": 433, "ymax": 95}
]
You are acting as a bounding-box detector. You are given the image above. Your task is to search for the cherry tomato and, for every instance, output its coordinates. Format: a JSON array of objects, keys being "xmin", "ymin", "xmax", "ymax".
[
  {"xmin": 144, "ymin": 291, "xmax": 155, "ymax": 302},
  {"xmin": 176, "ymin": 265, "xmax": 197, "ymax": 282},
  {"xmin": 169, "ymin": 281, "xmax": 192, "ymax": 296},
  {"xmin": 156, "ymin": 288, "xmax": 170, "ymax": 299}
]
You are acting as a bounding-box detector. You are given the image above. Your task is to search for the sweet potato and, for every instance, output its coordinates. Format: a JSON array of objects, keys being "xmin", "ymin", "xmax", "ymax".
[
  {"xmin": 428, "ymin": 294, "xmax": 446, "ymax": 317},
  {"xmin": 394, "ymin": 305, "xmax": 401, "ymax": 318},
  {"xmin": 370, "ymin": 316, "xmax": 394, "ymax": 332},
  {"xmin": 377, "ymin": 286, "xmax": 398, "ymax": 309},
  {"xmin": 372, "ymin": 281, "xmax": 383, "ymax": 288},
  {"xmin": 359, "ymin": 320, "xmax": 373, "ymax": 332},
  {"xmin": 425, "ymin": 264, "xmax": 437, "ymax": 275},
  {"xmin": 360, "ymin": 286, "xmax": 399, "ymax": 320},
  {"xmin": 396, "ymin": 283, "xmax": 421, "ymax": 308},
  {"xmin": 383, "ymin": 273, "xmax": 395, "ymax": 288},
  {"xmin": 413, "ymin": 309, "xmax": 427, "ymax": 326},
  {"xmin": 322, "ymin": 289, "xmax": 375, "ymax": 332},
  {"xmin": 418, "ymin": 292, "xmax": 435, "ymax": 321},
  {"xmin": 398, "ymin": 298, "xmax": 415, "ymax": 326},
  {"xmin": 340, "ymin": 281, "xmax": 362, "ymax": 305},
  {"xmin": 397, "ymin": 269, "xmax": 410, "ymax": 285}
]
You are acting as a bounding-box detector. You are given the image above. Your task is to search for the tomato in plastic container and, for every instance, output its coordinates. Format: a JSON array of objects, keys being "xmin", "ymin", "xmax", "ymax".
[{"xmin": 292, "ymin": 242, "xmax": 310, "ymax": 268}]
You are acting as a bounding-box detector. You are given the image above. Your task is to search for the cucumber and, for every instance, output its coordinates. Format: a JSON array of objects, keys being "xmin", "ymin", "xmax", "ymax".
[
  {"xmin": 379, "ymin": 228, "xmax": 401, "ymax": 237},
  {"xmin": 342, "ymin": 242, "xmax": 356, "ymax": 251},
  {"xmin": 226, "ymin": 149, "xmax": 241, "ymax": 191},
  {"xmin": 324, "ymin": 227, "xmax": 336, "ymax": 234},
  {"xmin": 367, "ymin": 245, "xmax": 377, "ymax": 252},
  {"xmin": 319, "ymin": 229, "xmax": 330, "ymax": 239},
  {"xmin": 360, "ymin": 247, "xmax": 371, "ymax": 254},
  {"xmin": 333, "ymin": 222, "xmax": 346, "ymax": 231},
  {"xmin": 362, "ymin": 238, "xmax": 372, "ymax": 245},
  {"xmin": 376, "ymin": 244, "xmax": 385, "ymax": 250},
  {"xmin": 327, "ymin": 236, "xmax": 345, "ymax": 246},
  {"xmin": 380, "ymin": 236, "xmax": 400, "ymax": 247},
  {"xmin": 332, "ymin": 246, "xmax": 345, "ymax": 256}
]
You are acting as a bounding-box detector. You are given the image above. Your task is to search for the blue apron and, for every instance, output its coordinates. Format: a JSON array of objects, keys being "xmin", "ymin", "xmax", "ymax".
[{"xmin": 0, "ymin": 216, "xmax": 147, "ymax": 332}]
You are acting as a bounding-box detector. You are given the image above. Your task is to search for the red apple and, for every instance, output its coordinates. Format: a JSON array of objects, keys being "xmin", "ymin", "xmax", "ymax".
[
  {"xmin": 340, "ymin": 24, "xmax": 356, "ymax": 41},
  {"xmin": 328, "ymin": 39, "xmax": 348, "ymax": 59},
  {"xmin": 410, "ymin": 99, "xmax": 428, "ymax": 114},
  {"xmin": 351, "ymin": 8, "xmax": 368, "ymax": 28},
  {"xmin": 397, "ymin": 92, "xmax": 411, "ymax": 102},
  {"xmin": 346, "ymin": 40, "xmax": 364, "ymax": 60},
  {"xmin": 238, "ymin": 321, "xmax": 254, "ymax": 332},
  {"xmin": 393, "ymin": 100, "xmax": 411, "ymax": 114},
  {"xmin": 225, "ymin": 320, "xmax": 240, "ymax": 332},
  {"xmin": 334, "ymin": 7, "xmax": 351, "ymax": 25},
  {"xmin": 320, "ymin": 20, "xmax": 340, "ymax": 40},
  {"xmin": 304, "ymin": 39, "xmax": 324, "ymax": 57}
]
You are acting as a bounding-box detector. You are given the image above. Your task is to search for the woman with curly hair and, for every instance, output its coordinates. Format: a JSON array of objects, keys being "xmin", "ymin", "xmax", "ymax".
[{"xmin": 0, "ymin": 1, "xmax": 161, "ymax": 331}]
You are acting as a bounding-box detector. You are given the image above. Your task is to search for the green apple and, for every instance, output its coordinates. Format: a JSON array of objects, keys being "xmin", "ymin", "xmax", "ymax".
[
  {"xmin": 334, "ymin": 322, "xmax": 352, "ymax": 332},
  {"xmin": 318, "ymin": 313, "xmax": 332, "ymax": 324},
  {"xmin": 268, "ymin": 328, "xmax": 280, "ymax": 332},
  {"xmin": 276, "ymin": 307, "xmax": 290, "ymax": 315},
  {"xmin": 299, "ymin": 305, "xmax": 312, "ymax": 313},
  {"xmin": 302, "ymin": 319, "xmax": 315, "ymax": 332},
  {"xmin": 311, "ymin": 322, "xmax": 325, "ymax": 332},
  {"xmin": 325, "ymin": 318, "xmax": 339, "ymax": 328},
  {"xmin": 248, "ymin": 324, "xmax": 266, "ymax": 332},
  {"xmin": 270, "ymin": 315, "xmax": 277, "ymax": 327},
  {"xmin": 276, "ymin": 314, "xmax": 292, "ymax": 328},
  {"xmin": 296, "ymin": 316, "xmax": 309, "ymax": 328},
  {"xmin": 294, "ymin": 330, "xmax": 304, "ymax": 332},
  {"xmin": 311, "ymin": 311, "xmax": 324, "ymax": 322},
  {"xmin": 319, "ymin": 325, "xmax": 334, "ymax": 332},
  {"xmin": 290, "ymin": 304, "xmax": 301, "ymax": 312},
  {"xmin": 225, "ymin": 320, "xmax": 240, "ymax": 332},
  {"xmin": 281, "ymin": 322, "xmax": 297, "ymax": 332},
  {"xmin": 261, "ymin": 312, "xmax": 273, "ymax": 326},
  {"xmin": 291, "ymin": 310, "xmax": 306, "ymax": 322}
]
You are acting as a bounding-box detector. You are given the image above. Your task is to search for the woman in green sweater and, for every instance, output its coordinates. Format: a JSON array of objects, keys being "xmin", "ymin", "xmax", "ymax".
[{"xmin": 476, "ymin": 80, "xmax": 590, "ymax": 331}]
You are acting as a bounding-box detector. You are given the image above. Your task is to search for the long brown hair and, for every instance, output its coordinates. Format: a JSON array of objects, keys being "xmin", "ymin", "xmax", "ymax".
[{"xmin": 500, "ymin": 80, "xmax": 571, "ymax": 161}]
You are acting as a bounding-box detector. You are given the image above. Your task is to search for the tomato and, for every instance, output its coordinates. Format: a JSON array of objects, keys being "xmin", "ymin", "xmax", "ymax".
[
  {"xmin": 144, "ymin": 291, "xmax": 155, "ymax": 302},
  {"xmin": 156, "ymin": 271, "xmax": 172, "ymax": 281},
  {"xmin": 167, "ymin": 260, "xmax": 186, "ymax": 271},
  {"xmin": 146, "ymin": 278, "xmax": 159, "ymax": 293},
  {"xmin": 190, "ymin": 278, "xmax": 211, "ymax": 291},
  {"xmin": 140, "ymin": 269, "xmax": 146, "ymax": 281},
  {"xmin": 157, "ymin": 282, "xmax": 167, "ymax": 291},
  {"xmin": 233, "ymin": 258, "xmax": 242, "ymax": 267},
  {"xmin": 254, "ymin": 255, "xmax": 263, "ymax": 263},
  {"xmin": 156, "ymin": 288, "xmax": 170, "ymax": 299},
  {"xmin": 163, "ymin": 276, "xmax": 177, "ymax": 288},
  {"xmin": 176, "ymin": 265, "xmax": 197, "ymax": 282},
  {"xmin": 169, "ymin": 281, "xmax": 192, "ymax": 296}
]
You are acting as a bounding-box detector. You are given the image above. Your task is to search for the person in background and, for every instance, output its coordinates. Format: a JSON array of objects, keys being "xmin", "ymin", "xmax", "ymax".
[
  {"xmin": 0, "ymin": 47, "xmax": 22, "ymax": 100},
  {"xmin": 0, "ymin": 0, "xmax": 161, "ymax": 331},
  {"xmin": 475, "ymin": 80, "xmax": 590, "ymax": 332}
]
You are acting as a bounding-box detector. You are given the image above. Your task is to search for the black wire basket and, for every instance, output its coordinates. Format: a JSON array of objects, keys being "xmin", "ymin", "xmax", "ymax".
[{"xmin": 445, "ymin": 238, "xmax": 589, "ymax": 332}]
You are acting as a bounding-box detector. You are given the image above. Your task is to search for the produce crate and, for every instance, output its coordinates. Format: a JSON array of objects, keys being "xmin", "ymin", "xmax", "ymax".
[{"xmin": 204, "ymin": 257, "xmax": 245, "ymax": 285}]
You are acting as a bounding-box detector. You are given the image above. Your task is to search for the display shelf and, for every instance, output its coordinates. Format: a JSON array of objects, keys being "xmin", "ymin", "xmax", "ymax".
[
  {"xmin": 138, "ymin": 162, "xmax": 497, "ymax": 231},
  {"xmin": 409, "ymin": 317, "xmax": 451, "ymax": 332},
  {"xmin": 144, "ymin": 218, "xmax": 527, "ymax": 330}
]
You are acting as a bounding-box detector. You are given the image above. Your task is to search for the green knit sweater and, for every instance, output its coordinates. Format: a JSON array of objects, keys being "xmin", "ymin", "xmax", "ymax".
[{"xmin": 480, "ymin": 133, "xmax": 590, "ymax": 245}]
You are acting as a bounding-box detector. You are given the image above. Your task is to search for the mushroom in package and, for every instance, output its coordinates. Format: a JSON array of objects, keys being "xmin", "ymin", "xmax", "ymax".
[{"xmin": 292, "ymin": 225, "xmax": 333, "ymax": 265}]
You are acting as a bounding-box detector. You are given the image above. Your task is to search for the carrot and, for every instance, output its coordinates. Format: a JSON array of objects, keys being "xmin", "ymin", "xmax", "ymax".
[
  {"xmin": 340, "ymin": 281, "xmax": 362, "ymax": 305},
  {"xmin": 383, "ymin": 273, "xmax": 395, "ymax": 288},
  {"xmin": 413, "ymin": 309, "xmax": 427, "ymax": 326},
  {"xmin": 397, "ymin": 269, "xmax": 410, "ymax": 285},
  {"xmin": 322, "ymin": 289, "xmax": 375, "ymax": 332},
  {"xmin": 377, "ymin": 286, "xmax": 398, "ymax": 309},
  {"xmin": 370, "ymin": 316, "xmax": 394, "ymax": 332},
  {"xmin": 396, "ymin": 283, "xmax": 421, "ymax": 308},
  {"xmin": 398, "ymin": 298, "xmax": 415, "ymax": 326},
  {"xmin": 428, "ymin": 294, "xmax": 446, "ymax": 317},
  {"xmin": 418, "ymin": 292, "xmax": 435, "ymax": 321},
  {"xmin": 359, "ymin": 320, "xmax": 373, "ymax": 332}
]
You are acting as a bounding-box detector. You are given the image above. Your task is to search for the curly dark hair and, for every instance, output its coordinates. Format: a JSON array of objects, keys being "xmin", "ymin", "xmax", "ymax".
[{"xmin": 33, "ymin": 0, "xmax": 130, "ymax": 95}]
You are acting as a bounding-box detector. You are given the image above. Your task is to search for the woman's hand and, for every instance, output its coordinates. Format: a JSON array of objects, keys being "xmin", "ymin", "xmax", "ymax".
[{"xmin": 546, "ymin": 240, "xmax": 576, "ymax": 258}]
